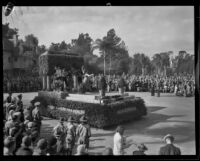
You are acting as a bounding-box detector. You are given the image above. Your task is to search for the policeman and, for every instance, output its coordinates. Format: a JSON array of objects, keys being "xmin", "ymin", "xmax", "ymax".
[
  {"xmin": 76, "ymin": 116, "xmax": 91, "ymax": 152},
  {"xmin": 53, "ymin": 117, "xmax": 67, "ymax": 153},
  {"xmin": 65, "ymin": 116, "xmax": 76, "ymax": 155},
  {"xmin": 32, "ymin": 102, "xmax": 42, "ymax": 135}
]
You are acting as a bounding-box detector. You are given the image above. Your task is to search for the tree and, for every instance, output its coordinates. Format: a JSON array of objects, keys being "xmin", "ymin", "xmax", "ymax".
[
  {"xmin": 92, "ymin": 29, "xmax": 124, "ymax": 75},
  {"xmin": 174, "ymin": 51, "xmax": 194, "ymax": 75},
  {"xmin": 129, "ymin": 53, "xmax": 151, "ymax": 75},
  {"xmin": 160, "ymin": 52, "xmax": 170, "ymax": 76},
  {"xmin": 49, "ymin": 43, "xmax": 60, "ymax": 52},
  {"xmin": 59, "ymin": 41, "xmax": 72, "ymax": 51},
  {"xmin": 152, "ymin": 53, "xmax": 162, "ymax": 75},
  {"xmin": 2, "ymin": 23, "xmax": 18, "ymax": 39},
  {"xmin": 70, "ymin": 33, "xmax": 93, "ymax": 55},
  {"xmin": 24, "ymin": 34, "xmax": 39, "ymax": 53}
]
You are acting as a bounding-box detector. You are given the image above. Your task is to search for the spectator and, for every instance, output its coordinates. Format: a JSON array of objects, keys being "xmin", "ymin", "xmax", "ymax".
[
  {"xmin": 32, "ymin": 102, "xmax": 43, "ymax": 135},
  {"xmin": 6, "ymin": 91, "xmax": 13, "ymax": 103},
  {"xmin": 102, "ymin": 147, "xmax": 113, "ymax": 155},
  {"xmin": 24, "ymin": 105, "xmax": 33, "ymax": 122},
  {"xmin": 76, "ymin": 116, "xmax": 91, "ymax": 152},
  {"xmin": 4, "ymin": 137, "xmax": 16, "ymax": 155},
  {"xmin": 53, "ymin": 117, "xmax": 67, "ymax": 151},
  {"xmin": 30, "ymin": 130, "xmax": 40, "ymax": 149},
  {"xmin": 65, "ymin": 116, "xmax": 76, "ymax": 155},
  {"xmin": 159, "ymin": 134, "xmax": 181, "ymax": 155},
  {"xmin": 132, "ymin": 143, "xmax": 148, "ymax": 155},
  {"xmin": 33, "ymin": 138, "xmax": 48, "ymax": 155},
  {"xmin": 113, "ymin": 125, "xmax": 125, "ymax": 155},
  {"xmin": 46, "ymin": 136, "xmax": 57, "ymax": 155},
  {"xmin": 16, "ymin": 136, "xmax": 33, "ymax": 155}
]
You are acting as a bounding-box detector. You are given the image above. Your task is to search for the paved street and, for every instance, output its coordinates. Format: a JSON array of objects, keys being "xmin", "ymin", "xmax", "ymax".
[{"xmin": 4, "ymin": 92, "xmax": 196, "ymax": 155}]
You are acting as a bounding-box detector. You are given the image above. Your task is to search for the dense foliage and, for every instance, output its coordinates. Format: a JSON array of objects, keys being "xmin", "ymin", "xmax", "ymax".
[
  {"xmin": 39, "ymin": 52, "xmax": 84, "ymax": 76},
  {"xmin": 98, "ymin": 76, "xmax": 107, "ymax": 90},
  {"xmin": 37, "ymin": 91, "xmax": 147, "ymax": 128},
  {"xmin": 3, "ymin": 23, "xmax": 194, "ymax": 77}
]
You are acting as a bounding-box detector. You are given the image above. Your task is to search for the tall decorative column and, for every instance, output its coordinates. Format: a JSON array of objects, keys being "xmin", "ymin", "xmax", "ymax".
[
  {"xmin": 42, "ymin": 75, "xmax": 47, "ymax": 90},
  {"xmin": 73, "ymin": 75, "xmax": 78, "ymax": 90},
  {"xmin": 46, "ymin": 75, "xmax": 50, "ymax": 91}
]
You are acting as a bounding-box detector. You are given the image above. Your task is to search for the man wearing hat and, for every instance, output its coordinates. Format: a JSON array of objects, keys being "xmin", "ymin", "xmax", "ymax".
[
  {"xmin": 159, "ymin": 134, "xmax": 181, "ymax": 155},
  {"xmin": 46, "ymin": 135, "xmax": 57, "ymax": 155},
  {"xmin": 65, "ymin": 116, "xmax": 76, "ymax": 155},
  {"xmin": 33, "ymin": 138, "xmax": 48, "ymax": 155},
  {"xmin": 53, "ymin": 117, "xmax": 67, "ymax": 141},
  {"xmin": 53, "ymin": 117, "xmax": 67, "ymax": 154},
  {"xmin": 15, "ymin": 136, "xmax": 33, "ymax": 155},
  {"xmin": 32, "ymin": 102, "xmax": 43, "ymax": 134},
  {"xmin": 16, "ymin": 94, "xmax": 24, "ymax": 122},
  {"xmin": 132, "ymin": 143, "xmax": 148, "ymax": 155},
  {"xmin": 4, "ymin": 137, "xmax": 16, "ymax": 155},
  {"xmin": 76, "ymin": 116, "xmax": 91, "ymax": 152},
  {"xmin": 6, "ymin": 91, "xmax": 13, "ymax": 103}
]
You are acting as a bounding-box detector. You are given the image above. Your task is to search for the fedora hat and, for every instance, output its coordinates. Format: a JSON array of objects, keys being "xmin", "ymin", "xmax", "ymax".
[
  {"xmin": 68, "ymin": 116, "xmax": 75, "ymax": 122},
  {"xmin": 34, "ymin": 102, "xmax": 40, "ymax": 106},
  {"xmin": 137, "ymin": 143, "xmax": 148, "ymax": 151},
  {"xmin": 163, "ymin": 134, "xmax": 175, "ymax": 142},
  {"xmin": 79, "ymin": 116, "xmax": 87, "ymax": 123}
]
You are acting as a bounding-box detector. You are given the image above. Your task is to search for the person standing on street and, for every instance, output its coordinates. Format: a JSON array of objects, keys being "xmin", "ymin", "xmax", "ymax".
[
  {"xmin": 113, "ymin": 125, "xmax": 125, "ymax": 155},
  {"xmin": 65, "ymin": 116, "xmax": 76, "ymax": 155},
  {"xmin": 159, "ymin": 134, "xmax": 181, "ymax": 155},
  {"xmin": 76, "ymin": 116, "xmax": 91, "ymax": 153}
]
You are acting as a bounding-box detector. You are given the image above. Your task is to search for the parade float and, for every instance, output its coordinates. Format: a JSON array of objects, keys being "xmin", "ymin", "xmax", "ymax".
[{"xmin": 37, "ymin": 50, "xmax": 147, "ymax": 128}]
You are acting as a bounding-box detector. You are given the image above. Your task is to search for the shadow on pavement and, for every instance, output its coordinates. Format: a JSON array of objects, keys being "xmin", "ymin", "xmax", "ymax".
[
  {"xmin": 40, "ymin": 124, "xmax": 54, "ymax": 139},
  {"xmin": 92, "ymin": 132, "xmax": 114, "ymax": 138},
  {"xmin": 147, "ymin": 106, "xmax": 167, "ymax": 112},
  {"xmin": 90, "ymin": 138, "xmax": 105, "ymax": 142},
  {"xmin": 89, "ymin": 146, "xmax": 105, "ymax": 150},
  {"xmin": 122, "ymin": 107, "xmax": 195, "ymax": 144}
]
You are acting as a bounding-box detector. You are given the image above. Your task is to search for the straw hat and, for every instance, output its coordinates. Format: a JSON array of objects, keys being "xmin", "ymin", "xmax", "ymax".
[{"xmin": 163, "ymin": 134, "xmax": 175, "ymax": 142}]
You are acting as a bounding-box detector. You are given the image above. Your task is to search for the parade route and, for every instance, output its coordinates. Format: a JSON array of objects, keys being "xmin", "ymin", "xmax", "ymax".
[{"xmin": 3, "ymin": 92, "xmax": 196, "ymax": 155}]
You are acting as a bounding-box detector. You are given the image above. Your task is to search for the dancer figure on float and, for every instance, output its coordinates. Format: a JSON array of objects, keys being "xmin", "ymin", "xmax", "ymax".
[{"xmin": 81, "ymin": 66, "xmax": 94, "ymax": 92}]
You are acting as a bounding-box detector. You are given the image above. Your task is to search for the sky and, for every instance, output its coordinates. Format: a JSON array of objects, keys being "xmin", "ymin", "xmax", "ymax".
[{"xmin": 2, "ymin": 6, "xmax": 194, "ymax": 58}]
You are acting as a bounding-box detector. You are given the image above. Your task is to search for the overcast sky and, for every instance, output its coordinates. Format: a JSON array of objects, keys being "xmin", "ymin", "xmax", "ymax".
[{"xmin": 2, "ymin": 6, "xmax": 194, "ymax": 58}]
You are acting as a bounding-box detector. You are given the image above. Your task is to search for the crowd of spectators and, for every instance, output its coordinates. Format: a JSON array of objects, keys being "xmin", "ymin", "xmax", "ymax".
[
  {"xmin": 3, "ymin": 92, "xmax": 182, "ymax": 156},
  {"xmin": 3, "ymin": 76, "xmax": 42, "ymax": 93},
  {"xmin": 79, "ymin": 74, "xmax": 195, "ymax": 97}
]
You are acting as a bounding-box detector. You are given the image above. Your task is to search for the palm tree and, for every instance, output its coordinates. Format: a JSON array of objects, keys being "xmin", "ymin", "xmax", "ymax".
[
  {"xmin": 160, "ymin": 52, "xmax": 170, "ymax": 76},
  {"xmin": 152, "ymin": 54, "xmax": 162, "ymax": 75},
  {"xmin": 92, "ymin": 29, "xmax": 121, "ymax": 76}
]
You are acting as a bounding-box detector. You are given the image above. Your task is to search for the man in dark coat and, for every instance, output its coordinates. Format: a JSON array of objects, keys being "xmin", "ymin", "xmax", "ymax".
[
  {"xmin": 33, "ymin": 138, "xmax": 48, "ymax": 155},
  {"xmin": 76, "ymin": 116, "xmax": 91, "ymax": 152},
  {"xmin": 16, "ymin": 136, "xmax": 33, "ymax": 155},
  {"xmin": 65, "ymin": 116, "xmax": 76, "ymax": 155},
  {"xmin": 159, "ymin": 134, "xmax": 181, "ymax": 155},
  {"xmin": 46, "ymin": 136, "xmax": 57, "ymax": 155},
  {"xmin": 6, "ymin": 91, "xmax": 13, "ymax": 103},
  {"xmin": 32, "ymin": 102, "xmax": 42, "ymax": 134},
  {"xmin": 132, "ymin": 143, "xmax": 148, "ymax": 155},
  {"xmin": 16, "ymin": 94, "xmax": 24, "ymax": 122}
]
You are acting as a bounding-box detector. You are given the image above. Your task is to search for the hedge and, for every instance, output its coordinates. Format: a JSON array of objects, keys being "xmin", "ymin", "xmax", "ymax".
[
  {"xmin": 36, "ymin": 91, "xmax": 147, "ymax": 128},
  {"xmin": 39, "ymin": 51, "xmax": 84, "ymax": 76}
]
